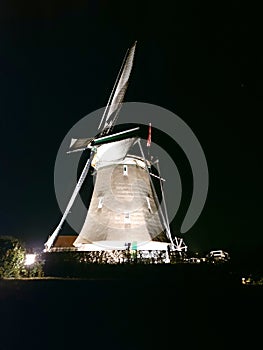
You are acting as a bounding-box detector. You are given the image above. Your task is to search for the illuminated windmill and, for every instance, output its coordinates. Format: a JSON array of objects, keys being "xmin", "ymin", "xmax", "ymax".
[{"xmin": 44, "ymin": 41, "xmax": 187, "ymax": 254}]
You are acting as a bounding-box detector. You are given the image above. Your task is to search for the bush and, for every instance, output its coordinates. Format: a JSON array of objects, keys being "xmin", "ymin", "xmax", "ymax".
[{"xmin": 0, "ymin": 236, "xmax": 26, "ymax": 278}]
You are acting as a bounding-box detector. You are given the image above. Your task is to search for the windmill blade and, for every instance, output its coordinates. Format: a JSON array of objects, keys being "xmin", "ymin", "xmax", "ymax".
[
  {"xmin": 98, "ymin": 41, "xmax": 137, "ymax": 134},
  {"xmin": 69, "ymin": 137, "xmax": 94, "ymax": 150},
  {"xmin": 44, "ymin": 150, "xmax": 95, "ymax": 251},
  {"xmin": 67, "ymin": 137, "xmax": 94, "ymax": 153}
]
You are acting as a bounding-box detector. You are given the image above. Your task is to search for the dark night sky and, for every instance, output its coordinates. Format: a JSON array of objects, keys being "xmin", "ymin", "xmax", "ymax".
[{"xmin": 0, "ymin": 1, "xmax": 262, "ymax": 256}]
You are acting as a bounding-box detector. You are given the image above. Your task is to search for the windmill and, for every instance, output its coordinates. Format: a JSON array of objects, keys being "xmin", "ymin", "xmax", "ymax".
[{"xmin": 44, "ymin": 41, "xmax": 187, "ymax": 255}]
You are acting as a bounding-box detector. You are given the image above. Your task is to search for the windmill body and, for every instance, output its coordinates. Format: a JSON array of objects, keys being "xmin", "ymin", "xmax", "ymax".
[{"xmin": 74, "ymin": 145, "xmax": 169, "ymax": 251}]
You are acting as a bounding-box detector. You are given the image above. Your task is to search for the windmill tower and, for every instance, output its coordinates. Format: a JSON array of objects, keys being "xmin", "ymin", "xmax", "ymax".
[{"xmin": 44, "ymin": 42, "xmax": 187, "ymax": 255}]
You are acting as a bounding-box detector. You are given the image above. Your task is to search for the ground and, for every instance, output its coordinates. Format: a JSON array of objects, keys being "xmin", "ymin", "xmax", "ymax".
[{"xmin": 0, "ymin": 265, "xmax": 262, "ymax": 350}]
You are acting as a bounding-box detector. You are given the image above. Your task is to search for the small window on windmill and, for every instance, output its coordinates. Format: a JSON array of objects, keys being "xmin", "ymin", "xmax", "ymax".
[
  {"xmin": 98, "ymin": 197, "xmax": 104, "ymax": 209},
  {"xmin": 124, "ymin": 212, "xmax": 131, "ymax": 224},
  {"xmin": 123, "ymin": 165, "xmax": 128, "ymax": 176},
  {"xmin": 146, "ymin": 197, "xmax": 152, "ymax": 213}
]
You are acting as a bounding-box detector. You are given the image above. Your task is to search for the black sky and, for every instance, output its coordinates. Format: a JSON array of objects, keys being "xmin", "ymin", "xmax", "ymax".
[{"xmin": 0, "ymin": 1, "xmax": 262, "ymax": 256}]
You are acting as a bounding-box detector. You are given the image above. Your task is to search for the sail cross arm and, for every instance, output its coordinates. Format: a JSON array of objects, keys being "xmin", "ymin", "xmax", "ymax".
[{"xmin": 92, "ymin": 127, "xmax": 140, "ymax": 146}]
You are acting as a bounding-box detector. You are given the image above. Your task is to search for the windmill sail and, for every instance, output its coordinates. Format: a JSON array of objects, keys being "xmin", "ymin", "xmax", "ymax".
[
  {"xmin": 69, "ymin": 137, "xmax": 93, "ymax": 150},
  {"xmin": 98, "ymin": 41, "xmax": 137, "ymax": 134}
]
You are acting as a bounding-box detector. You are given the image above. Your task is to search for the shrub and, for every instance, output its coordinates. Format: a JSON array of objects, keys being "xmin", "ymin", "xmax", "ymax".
[{"xmin": 0, "ymin": 236, "xmax": 26, "ymax": 278}]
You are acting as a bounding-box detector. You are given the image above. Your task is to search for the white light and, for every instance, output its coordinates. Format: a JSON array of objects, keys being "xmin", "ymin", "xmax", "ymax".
[{"xmin": 24, "ymin": 254, "xmax": 36, "ymax": 266}]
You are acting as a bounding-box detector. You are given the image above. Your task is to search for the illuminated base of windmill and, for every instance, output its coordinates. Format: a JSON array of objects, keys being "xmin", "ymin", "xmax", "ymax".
[{"xmin": 74, "ymin": 240, "xmax": 170, "ymax": 251}]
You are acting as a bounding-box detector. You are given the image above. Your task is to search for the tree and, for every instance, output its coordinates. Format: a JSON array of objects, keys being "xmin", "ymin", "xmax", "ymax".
[{"xmin": 0, "ymin": 236, "xmax": 26, "ymax": 278}]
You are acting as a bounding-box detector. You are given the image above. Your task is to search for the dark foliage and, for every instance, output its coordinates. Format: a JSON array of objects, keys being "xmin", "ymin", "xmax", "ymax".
[{"xmin": 0, "ymin": 236, "xmax": 25, "ymax": 278}]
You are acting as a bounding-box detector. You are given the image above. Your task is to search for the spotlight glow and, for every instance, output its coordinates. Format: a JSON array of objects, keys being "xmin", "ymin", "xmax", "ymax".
[{"xmin": 24, "ymin": 254, "xmax": 36, "ymax": 266}]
